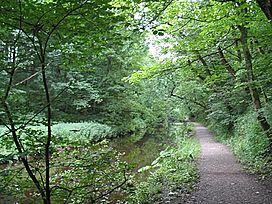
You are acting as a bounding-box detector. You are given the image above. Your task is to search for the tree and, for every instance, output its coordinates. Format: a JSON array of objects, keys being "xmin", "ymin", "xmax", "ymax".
[
  {"xmin": 0, "ymin": 0, "xmax": 137, "ymax": 203},
  {"xmin": 132, "ymin": 0, "xmax": 272, "ymax": 151},
  {"xmin": 255, "ymin": 0, "xmax": 272, "ymax": 20}
]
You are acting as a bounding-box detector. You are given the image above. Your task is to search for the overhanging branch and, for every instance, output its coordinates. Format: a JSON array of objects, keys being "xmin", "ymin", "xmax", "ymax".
[{"xmin": 170, "ymin": 86, "xmax": 206, "ymax": 109}]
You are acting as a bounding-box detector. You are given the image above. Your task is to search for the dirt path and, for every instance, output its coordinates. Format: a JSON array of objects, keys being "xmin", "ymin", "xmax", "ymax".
[{"xmin": 175, "ymin": 123, "xmax": 272, "ymax": 204}]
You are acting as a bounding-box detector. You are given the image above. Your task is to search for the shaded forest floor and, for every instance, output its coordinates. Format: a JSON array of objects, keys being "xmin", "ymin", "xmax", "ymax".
[{"xmin": 173, "ymin": 123, "xmax": 272, "ymax": 204}]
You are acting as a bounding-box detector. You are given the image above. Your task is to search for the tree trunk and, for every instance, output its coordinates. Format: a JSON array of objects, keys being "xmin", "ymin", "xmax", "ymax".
[
  {"xmin": 217, "ymin": 46, "xmax": 236, "ymax": 79},
  {"xmin": 195, "ymin": 51, "xmax": 212, "ymax": 77},
  {"xmin": 2, "ymin": 36, "xmax": 48, "ymax": 203},
  {"xmin": 256, "ymin": 0, "xmax": 272, "ymax": 21},
  {"xmin": 235, "ymin": 39, "xmax": 242, "ymax": 62},
  {"xmin": 2, "ymin": 101, "xmax": 47, "ymax": 203},
  {"xmin": 40, "ymin": 52, "xmax": 52, "ymax": 204},
  {"xmin": 238, "ymin": 25, "xmax": 272, "ymax": 151}
]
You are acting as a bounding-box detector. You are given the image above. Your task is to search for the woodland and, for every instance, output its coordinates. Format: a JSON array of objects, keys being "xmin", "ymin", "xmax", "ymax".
[{"xmin": 0, "ymin": 0, "xmax": 272, "ymax": 203}]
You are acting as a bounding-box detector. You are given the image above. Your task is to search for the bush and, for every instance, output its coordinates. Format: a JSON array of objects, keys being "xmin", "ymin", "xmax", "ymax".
[
  {"xmin": 229, "ymin": 111, "xmax": 271, "ymax": 173},
  {"xmin": 128, "ymin": 124, "xmax": 200, "ymax": 203}
]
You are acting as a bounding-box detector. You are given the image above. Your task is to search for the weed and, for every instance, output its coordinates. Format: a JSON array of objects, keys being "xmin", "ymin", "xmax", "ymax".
[
  {"xmin": 128, "ymin": 123, "xmax": 200, "ymax": 204},
  {"xmin": 229, "ymin": 111, "xmax": 271, "ymax": 174}
]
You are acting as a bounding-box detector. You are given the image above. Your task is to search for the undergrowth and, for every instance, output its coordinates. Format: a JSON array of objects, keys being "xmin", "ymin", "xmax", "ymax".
[
  {"xmin": 209, "ymin": 111, "xmax": 272, "ymax": 176},
  {"xmin": 0, "ymin": 121, "xmax": 201, "ymax": 203},
  {"xmin": 128, "ymin": 123, "xmax": 200, "ymax": 204},
  {"xmin": 229, "ymin": 112, "xmax": 271, "ymax": 175},
  {"xmin": 0, "ymin": 122, "xmax": 113, "ymax": 163}
]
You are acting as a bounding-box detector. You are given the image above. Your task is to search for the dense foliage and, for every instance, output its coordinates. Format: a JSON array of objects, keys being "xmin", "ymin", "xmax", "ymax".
[
  {"xmin": 133, "ymin": 0, "xmax": 272, "ymax": 172},
  {"xmin": 1, "ymin": 0, "xmax": 272, "ymax": 203}
]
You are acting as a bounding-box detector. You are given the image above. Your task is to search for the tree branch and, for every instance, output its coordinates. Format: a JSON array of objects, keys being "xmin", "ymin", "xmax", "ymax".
[
  {"xmin": 0, "ymin": 86, "xmax": 68, "ymax": 139},
  {"xmin": 93, "ymin": 170, "xmax": 128, "ymax": 203},
  {"xmin": 195, "ymin": 51, "xmax": 212, "ymax": 76},
  {"xmin": 218, "ymin": 46, "xmax": 236, "ymax": 78},
  {"xmin": 170, "ymin": 86, "xmax": 206, "ymax": 109},
  {"xmin": 140, "ymin": 0, "xmax": 175, "ymax": 30},
  {"xmin": 43, "ymin": 0, "xmax": 89, "ymax": 54}
]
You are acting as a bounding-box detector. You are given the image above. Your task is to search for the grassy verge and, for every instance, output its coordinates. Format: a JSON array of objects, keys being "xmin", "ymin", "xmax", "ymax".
[
  {"xmin": 128, "ymin": 123, "xmax": 200, "ymax": 204},
  {"xmin": 209, "ymin": 112, "xmax": 272, "ymax": 176},
  {"xmin": 229, "ymin": 113, "xmax": 272, "ymax": 176}
]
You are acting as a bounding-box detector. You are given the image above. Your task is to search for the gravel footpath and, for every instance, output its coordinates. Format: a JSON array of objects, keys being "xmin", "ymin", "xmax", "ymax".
[{"xmin": 174, "ymin": 123, "xmax": 272, "ymax": 204}]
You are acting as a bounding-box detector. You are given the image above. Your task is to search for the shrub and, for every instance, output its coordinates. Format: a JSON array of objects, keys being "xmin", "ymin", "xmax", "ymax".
[
  {"xmin": 229, "ymin": 111, "xmax": 271, "ymax": 173},
  {"xmin": 128, "ymin": 124, "xmax": 200, "ymax": 203}
]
